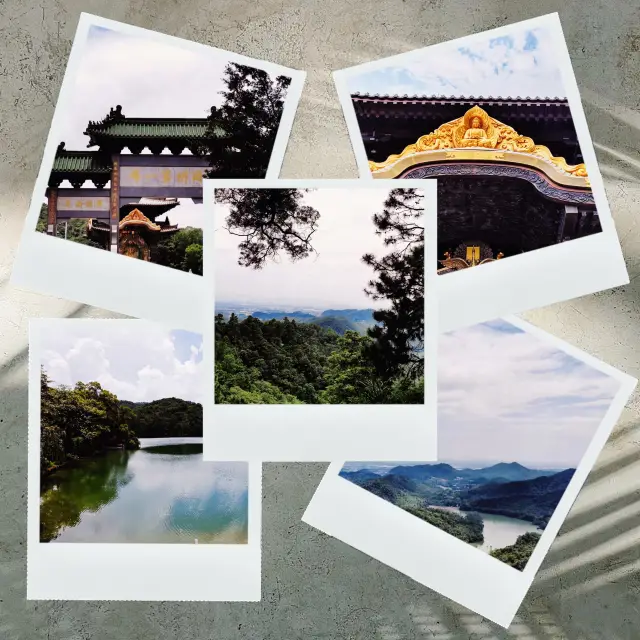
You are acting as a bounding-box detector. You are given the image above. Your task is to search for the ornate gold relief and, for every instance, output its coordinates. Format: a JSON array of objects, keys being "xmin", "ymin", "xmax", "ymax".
[
  {"xmin": 368, "ymin": 105, "xmax": 588, "ymax": 181},
  {"xmin": 118, "ymin": 208, "xmax": 161, "ymax": 231}
]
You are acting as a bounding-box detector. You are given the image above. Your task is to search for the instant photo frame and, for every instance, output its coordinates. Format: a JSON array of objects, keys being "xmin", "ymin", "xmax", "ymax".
[
  {"xmin": 203, "ymin": 179, "xmax": 438, "ymax": 461},
  {"xmin": 302, "ymin": 316, "xmax": 636, "ymax": 628},
  {"xmin": 12, "ymin": 13, "xmax": 305, "ymax": 333},
  {"xmin": 333, "ymin": 13, "xmax": 628, "ymax": 332},
  {"xmin": 28, "ymin": 318, "xmax": 261, "ymax": 601}
]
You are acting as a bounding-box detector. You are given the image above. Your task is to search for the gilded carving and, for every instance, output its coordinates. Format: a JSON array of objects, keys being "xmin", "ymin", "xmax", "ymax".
[
  {"xmin": 119, "ymin": 208, "xmax": 161, "ymax": 231},
  {"xmin": 369, "ymin": 105, "xmax": 589, "ymax": 180}
]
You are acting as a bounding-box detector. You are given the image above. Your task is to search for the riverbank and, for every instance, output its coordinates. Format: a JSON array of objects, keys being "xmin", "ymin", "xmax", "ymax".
[{"xmin": 430, "ymin": 505, "xmax": 542, "ymax": 553}]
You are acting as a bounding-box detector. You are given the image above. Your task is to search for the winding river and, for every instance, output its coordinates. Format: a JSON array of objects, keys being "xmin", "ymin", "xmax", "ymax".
[
  {"xmin": 432, "ymin": 506, "xmax": 542, "ymax": 552},
  {"xmin": 40, "ymin": 437, "xmax": 249, "ymax": 544}
]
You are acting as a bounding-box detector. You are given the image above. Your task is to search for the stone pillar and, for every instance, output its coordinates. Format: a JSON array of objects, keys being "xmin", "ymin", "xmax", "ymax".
[
  {"xmin": 46, "ymin": 187, "xmax": 58, "ymax": 235},
  {"xmin": 109, "ymin": 154, "xmax": 120, "ymax": 253}
]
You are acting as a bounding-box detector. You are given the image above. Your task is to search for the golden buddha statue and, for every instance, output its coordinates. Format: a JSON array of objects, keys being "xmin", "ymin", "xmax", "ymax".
[{"xmin": 458, "ymin": 107, "xmax": 498, "ymax": 148}]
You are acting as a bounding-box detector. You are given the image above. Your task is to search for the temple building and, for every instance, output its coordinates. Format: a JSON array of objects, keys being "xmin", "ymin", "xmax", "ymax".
[
  {"xmin": 88, "ymin": 198, "xmax": 180, "ymax": 261},
  {"xmin": 352, "ymin": 94, "xmax": 601, "ymax": 273},
  {"xmin": 43, "ymin": 105, "xmax": 214, "ymax": 256}
]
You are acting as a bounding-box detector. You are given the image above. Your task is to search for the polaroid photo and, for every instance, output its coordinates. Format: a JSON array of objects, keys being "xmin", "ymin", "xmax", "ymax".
[
  {"xmin": 202, "ymin": 179, "xmax": 438, "ymax": 461},
  {"xmin": 29, "ymin": 318, "xmax": 261, "ymax": 601},
  {"xmin": 12, "ymin": 13, "xmax": 305, "ymax": 334},
  {"xmin": 333, "ymin": 13, "xmax": 628, "ymax": 332},
  {"xmin": 302, "ymin": 316, "xmax": 636, "ymax": 628}
]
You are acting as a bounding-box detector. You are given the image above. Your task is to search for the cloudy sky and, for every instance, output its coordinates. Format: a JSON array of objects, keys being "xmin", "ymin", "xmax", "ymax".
[
  {"xmin": 348, "ymin": 25, "xmax": 566, "ymax": 99},
  {"xmin": 215, "ymin": 188, "xmax": 411, "ymax": 310},
  {"xmin": 40, "ymin": 322, "xmax": 203, "ymax": 404},
  {"xmin": 437, "ymin": 320, "xmax": 621, "ymax": 469}
]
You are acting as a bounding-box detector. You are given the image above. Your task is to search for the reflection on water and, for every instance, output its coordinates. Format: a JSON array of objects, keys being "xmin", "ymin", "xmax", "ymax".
[{"xmin": 40, "ymin": 438, "xmax": 249, "ymax": 544}]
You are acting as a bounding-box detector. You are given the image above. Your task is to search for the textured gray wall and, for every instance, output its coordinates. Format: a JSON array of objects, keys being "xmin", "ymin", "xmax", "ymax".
[{"xmin": 1, "ymin": 1, "xmax": 640, "ymax": 638}]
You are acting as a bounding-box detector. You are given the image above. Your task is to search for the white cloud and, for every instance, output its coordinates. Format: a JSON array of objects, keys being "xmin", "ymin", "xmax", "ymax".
[
  {"xmin": 438, "ymin": 321, "xmax": 621, "ymax": 468},
  {"xmin": 41, "ymin": 323, "xmax": 203, "ymax": 404},
  {"xmin": 348, "ymin": 26, "xmax": 566, "ymax": 99}
]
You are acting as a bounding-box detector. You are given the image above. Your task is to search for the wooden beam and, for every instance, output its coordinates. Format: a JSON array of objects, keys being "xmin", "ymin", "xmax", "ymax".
[{"xmin": 47, "ymin": 187, "xmax": 58, "ymax": 235}]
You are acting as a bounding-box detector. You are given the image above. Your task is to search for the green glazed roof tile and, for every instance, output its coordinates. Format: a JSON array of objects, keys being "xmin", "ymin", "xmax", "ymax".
[{"xmin": 52, "ymin": 152, "xmax": 111, "ymax": 173}]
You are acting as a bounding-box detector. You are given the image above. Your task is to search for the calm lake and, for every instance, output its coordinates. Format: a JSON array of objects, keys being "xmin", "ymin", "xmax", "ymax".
[
  {"xmin": 433, "ymin": 506, "xmax": 542, "ymax": 552},
  {"xmin": 40, "ymin": 437, "xmax": 249, "ymax": 544}
]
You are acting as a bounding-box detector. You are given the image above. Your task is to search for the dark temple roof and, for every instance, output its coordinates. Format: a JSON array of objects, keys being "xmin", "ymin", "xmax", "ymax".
[
  {"xmin": 85, "ymin": 118, "xmax": 211, "ymax": 141},
  {"xmin": 352, "ymin": 93, "xmax": 566, "ymax": 102},
  {"xmin": 352, "ymin": 94, "xmax": 583, "ymax": 165},
  {"xmin": 51, "ymin": 150, "xmax": 111, "ymax": 174},
  {"xmin": 83, "ymin": 107, "xmax": 225, "ymax": 151}
]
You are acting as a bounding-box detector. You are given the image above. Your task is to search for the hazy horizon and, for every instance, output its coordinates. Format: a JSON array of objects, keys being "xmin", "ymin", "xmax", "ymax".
[{"xmin": 342, "ymin": 459, "xmax": 574, "ymax": 475}]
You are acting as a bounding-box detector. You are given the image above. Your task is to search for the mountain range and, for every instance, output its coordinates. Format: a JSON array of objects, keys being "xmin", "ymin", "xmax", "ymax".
[
  {"xmin": 340, "ymin": 462, "xmax": 574, "ymax": 529},
  {"xmin": 217, "ymin": 308, "xmax": 377, "ymax": 335}
]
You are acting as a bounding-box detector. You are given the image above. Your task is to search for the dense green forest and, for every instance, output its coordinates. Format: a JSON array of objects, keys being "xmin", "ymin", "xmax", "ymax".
[
  {"xmin": 41, "ymin": 370, "xmax": 203, "ymax": 475},
  {"xmin": 215, "ymin": 314, "xmax": 424, "ymax": 404},
  {"xmin": 120, "ymin": 397, "xmax": 202, "ymax": 438},
  {"xmin": 405, "ymin": 507, "xmax": 484, "ymax": 544},
  {"xmin": 152, "ymin": 227, "xmax": 203, "ymax": 275},
  {"xmin": 490, "ymin": 532, "xmax": 541, "ymax": 570},
  {"xmin": 215, "ymin": 188, "xmax": 426, "ymax": 404},
  {"xmin": 35, "ymin": 205, "xmax": 104, "ymax": 249},
  {"xmin": 40, "ymin": 369, "xmax": 139, "ymax": 475}
]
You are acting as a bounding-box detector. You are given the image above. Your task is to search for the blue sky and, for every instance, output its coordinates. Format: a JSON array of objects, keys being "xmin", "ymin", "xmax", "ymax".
[
  {"xmin": 41, "ymin": 323, "xmax": 203, "ymax": 403},
  {"xmin": 348, "ymin": 26, "xmax": 566, "ymax": 99}
]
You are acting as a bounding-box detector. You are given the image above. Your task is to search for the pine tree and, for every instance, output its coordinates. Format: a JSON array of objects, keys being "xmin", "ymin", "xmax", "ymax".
[
  {"xmin": 203, "ymin": 63, "xmax": 292, "ymax": 178},
  {"xmin": 216, "ymin": 188, "xmax": 319, "ymax": 268},
  {"xmin": 362, "ymin": 188, "xmax": 425, "ymax": 379}
]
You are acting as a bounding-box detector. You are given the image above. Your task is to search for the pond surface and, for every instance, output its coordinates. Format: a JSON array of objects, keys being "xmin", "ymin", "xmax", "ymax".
[
  {"xmin": 40, "ymin": 437, "xmax": 249, "ymax": 544},
  {"xmin": 432, "ymin": 506, "xmax": 542, "ymax": 552}
]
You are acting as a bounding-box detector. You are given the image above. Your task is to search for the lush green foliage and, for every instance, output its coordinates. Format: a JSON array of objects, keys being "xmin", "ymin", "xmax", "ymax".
[
  {"xmin": 203, "ymin": 63, "xmax": 292, "ymax": 178},
  {"xmin": 121, "ymin": 397, "xmax": 203, "ymax": 438},
  {"xmin": 40, "ymin": 369, "xmax": 139, "ymax": 475},
  {"xmin": 490, "ymin": 532, "xmax": 541, "ymax": 570},
  {"xmin": 458, "ymin": 469, "xmax": 574, "ymax": 528},
  {"xmin": 154, "ymin": 227, "xmax": 204, "ymax": 275},
  {"xmin": 363, "ymin": 189, "xmax": 425, "ymax": 379},
  {"xmin": 36, "ymin": 205, "xmax": 105, "ymax": 250},
  {"xmin": 215, "ymin": 314, "xmax": 424, "ymax": 404},
  {"xmin": 404, "ymin": 506, "xmax": 484, "ymax": 544}
]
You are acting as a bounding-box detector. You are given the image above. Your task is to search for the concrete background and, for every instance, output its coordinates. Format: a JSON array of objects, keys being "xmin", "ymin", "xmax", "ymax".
[{"xmin": 1, "ymin": 1, "xmax": 640, "ymax": 638}]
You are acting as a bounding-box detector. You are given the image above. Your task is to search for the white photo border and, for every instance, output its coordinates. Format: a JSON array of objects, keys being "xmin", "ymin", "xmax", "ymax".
[
  {"xmin": 333, "ymin": 12, "xmax": 628, "ymax": 333},
  {"xmin": 12, "ymin": 13, "xmax": 306, "ymax": 333},
  {"xmin": 302, "ymin": 315, "xmax": 637, "ymax": 628},
  {"xmin": 202, "ymin": 178, "xmax": 438, "ymax": 461},
  {"xmin": 28, "ymin": 318, "xmax": 262, "ymax": 601}
]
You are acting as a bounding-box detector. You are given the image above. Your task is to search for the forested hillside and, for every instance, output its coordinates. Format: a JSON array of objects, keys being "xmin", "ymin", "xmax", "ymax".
[
  {"xmin": 40, "ymin": 370, "xmax": 139, "ymax": 475},
  {"xmin": 490, "ymin": 532, "xmax": 542, "ymax": 570},
  {"xmin": 341, "ymin": 463, "xmax": 573, "ymax": 528},
  {"xmin": 121, "ymin": 398, "xmax": 203, "ymax": 438},
  {"xmin": 214, "ymin": 188, "xmax": 426, "ymax": 405},
  {"xmin": 215, "ymin": 314, "xmax": 424, "ymax": 404}
]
